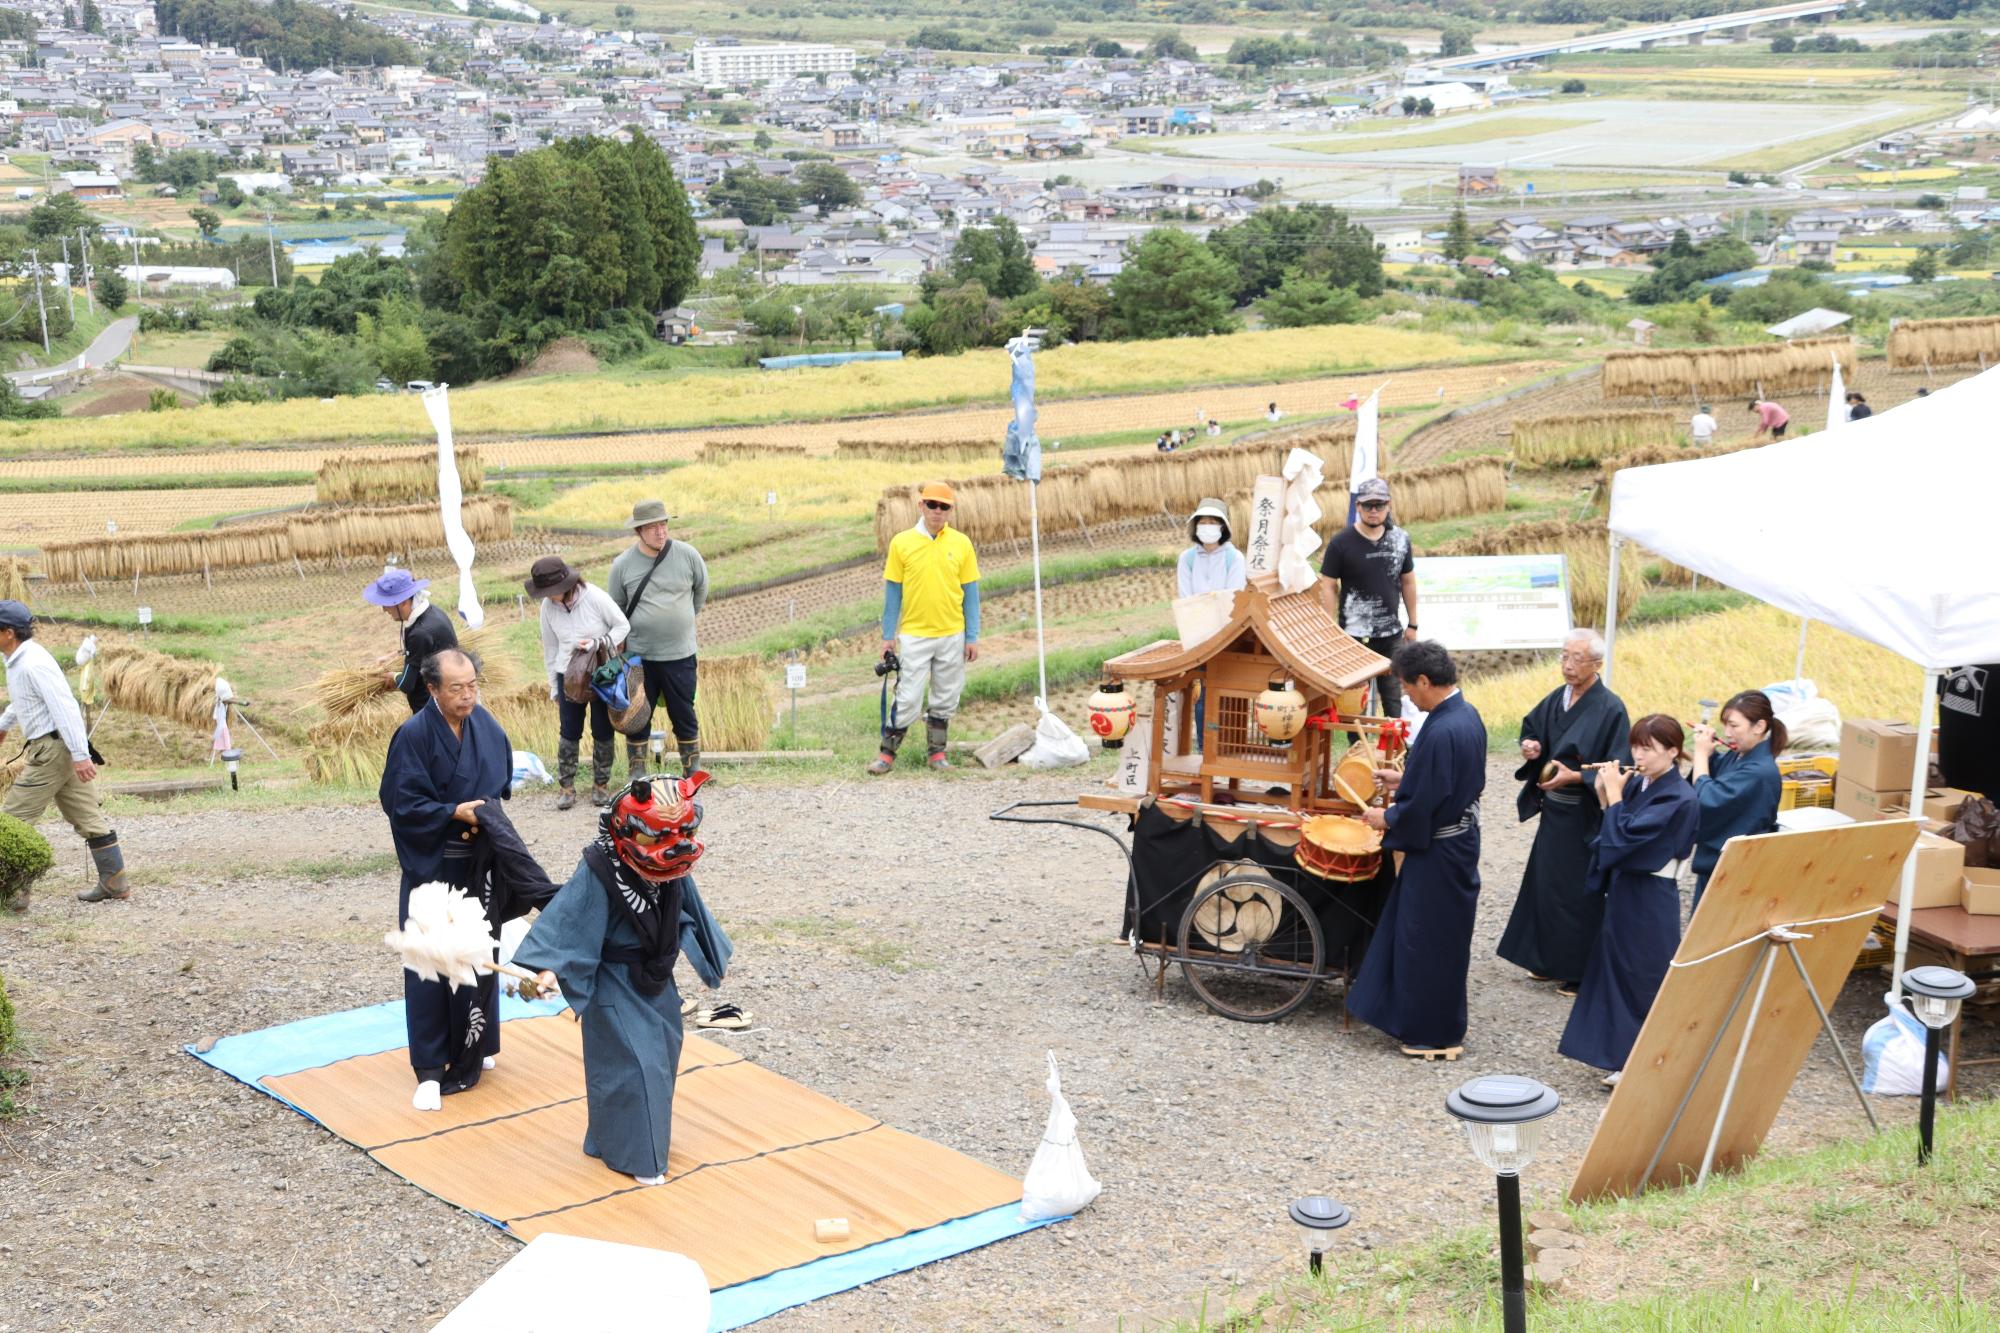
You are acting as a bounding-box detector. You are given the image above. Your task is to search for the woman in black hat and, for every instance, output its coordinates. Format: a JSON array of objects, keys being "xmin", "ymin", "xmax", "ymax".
[{"xmin": 528, "ymin": 555, "xmax": 631, "ymax": 810}]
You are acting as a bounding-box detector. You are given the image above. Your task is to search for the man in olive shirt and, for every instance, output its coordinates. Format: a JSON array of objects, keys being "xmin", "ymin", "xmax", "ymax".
[{"xmin": 607, "ymin": 499, "xmax": 709, "ymax": 778}]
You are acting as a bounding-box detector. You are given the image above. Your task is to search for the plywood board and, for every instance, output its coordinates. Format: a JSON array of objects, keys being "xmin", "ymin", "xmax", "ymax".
[{"xmin": 1568, "ymin": 820, "xmax": 1918, "ymax": 1202}]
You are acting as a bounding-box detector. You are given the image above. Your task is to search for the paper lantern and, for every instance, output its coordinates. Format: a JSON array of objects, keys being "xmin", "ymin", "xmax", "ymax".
[
  {"xmin": 1087, "ymin": 682, "xmax": 1135, "ymax": 748},
  {"xmin": 1254, "ymin": 672, "xmax": 1307, "ymax": 746}
]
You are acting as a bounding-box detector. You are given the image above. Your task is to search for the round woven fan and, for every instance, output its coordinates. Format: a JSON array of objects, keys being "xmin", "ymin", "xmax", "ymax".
[
  {"xmin": 1189, "ymin": 862, "xmax": 1283, "ymax": 953},
  {"xmin": 1334, "ymin": 748, "xmax": 1377, "ymax": 806}
]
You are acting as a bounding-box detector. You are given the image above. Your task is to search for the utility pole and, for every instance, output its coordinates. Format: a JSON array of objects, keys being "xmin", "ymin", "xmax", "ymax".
[
  {"xmin": 27, "ymin": 248, "xmax": 50, "ymax": 355},
  {"xmin": 77, "ymin": 225, "xmax": 94, "ymax": 314},
  {"xmin": 265, "ymin": 212, "xmax": 278, "ymax": 286}
]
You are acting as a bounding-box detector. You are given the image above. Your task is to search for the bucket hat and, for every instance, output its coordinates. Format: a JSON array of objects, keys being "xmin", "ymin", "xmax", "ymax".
[
  {"xmin": 524, "ymin": 555, "xmax": 584, "ymax": 600},
  {"xmin": 1187, "ymin": 497, "xmax": 1230, "ymax": 544},
  {"xmin": 363, "ymin": 568, "xmax": 429, "ymax": 607},
  {"xmin": 630, "ymin": 499, "xmax": 672, "ymax": 530}
]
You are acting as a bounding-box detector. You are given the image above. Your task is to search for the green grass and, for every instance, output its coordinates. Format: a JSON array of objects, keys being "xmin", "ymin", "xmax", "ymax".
[
  {"xmin": 1624, "ymin": 585, "xmax": 1754, "ymax": 626},
  {"xmin": 1301, "ymin": 115, "xmax": 1594, "ymax": 157},
  {"xmin": 0, "ymin": 470, "xmax": 313, "ymax": 493},
  {"xmin": 1198, "ymin": 1095, "xmax": 2000, "ymax": 1331},
  {"xmin": 4, "ymin": 302, "xmax": 118, "ymax": 370},
  {"xmin": 961, "ymin": 628, "xmax": 1170, "ymax": 705},
  {"xmin": 281, "ymin": 851, "xmax": 402, "ymax": 879},
  {"xmin": 1705, "ymin": 102, "xmax": 1957, "ymax": 174}
]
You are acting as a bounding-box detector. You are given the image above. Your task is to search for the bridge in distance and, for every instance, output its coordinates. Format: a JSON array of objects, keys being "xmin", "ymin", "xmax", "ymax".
[{"xmin": 1415, "ymin": 0, "xmax": 1854, "ymax": 73}]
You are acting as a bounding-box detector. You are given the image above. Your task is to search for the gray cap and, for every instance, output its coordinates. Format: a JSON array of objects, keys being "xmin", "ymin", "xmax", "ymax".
[
  {"xmin": 1354, "ymin": 477, "xmax": 1391, "ymax": 504},
  {"xmin": 0, "ymin": 600, "xmax": 30, "ymax": 631}
]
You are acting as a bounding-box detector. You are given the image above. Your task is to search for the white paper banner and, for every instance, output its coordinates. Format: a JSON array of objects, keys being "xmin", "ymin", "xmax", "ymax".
[
  {"xmin": 1245, "ymin": 475, "xmax": 1286, "ymax": 581},
  {"xmin": 421, "ymin": 384, "xmax": 484, "ymax": 630}
]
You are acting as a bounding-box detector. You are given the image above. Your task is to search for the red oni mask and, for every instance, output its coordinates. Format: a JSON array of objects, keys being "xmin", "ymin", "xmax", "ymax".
[{"xmin": 605, "ymin": 771, "xmax": 710, "ymax": 882}]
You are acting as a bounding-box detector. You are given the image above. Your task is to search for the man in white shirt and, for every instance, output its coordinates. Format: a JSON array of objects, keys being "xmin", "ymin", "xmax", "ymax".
[
  {"xmin": 0, "ymin": 601, "xmax": 127, "ymax": 908},
  {"xmin": 1690, "ymin": 405, "xmax": 1717, "ymax": 447}
]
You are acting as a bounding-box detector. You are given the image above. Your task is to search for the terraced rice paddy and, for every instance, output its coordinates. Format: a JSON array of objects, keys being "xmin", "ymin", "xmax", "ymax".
[{"xmin": 0, "ymin": 486, "xmax": 315, "ymax": 544}]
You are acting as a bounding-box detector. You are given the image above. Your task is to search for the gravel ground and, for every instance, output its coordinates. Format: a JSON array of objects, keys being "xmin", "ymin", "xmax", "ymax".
[{"xmin": 1, "ymin": 757, "xmax": 1988, "ymax": 1331}]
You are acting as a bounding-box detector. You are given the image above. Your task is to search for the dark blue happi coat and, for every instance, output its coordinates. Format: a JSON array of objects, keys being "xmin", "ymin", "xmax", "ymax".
[
  {"xmin": 1691, "ymin": 739, "xmax": 1781, "ymax": 904},
  {"xmin": 380, "ymin": 701, "xmax": 514, "ymax": 1089},
  {"xmin": 1559, "ymin": 768, "xmax": 1697, "ymax": 1072},
  {"xmin": 1348, "ymin": 690, "xmax": 1488, "ymax": 1050},
  {"xmin": 514, "ymin": 856, "xmax": 733, "ymax": 1180}
]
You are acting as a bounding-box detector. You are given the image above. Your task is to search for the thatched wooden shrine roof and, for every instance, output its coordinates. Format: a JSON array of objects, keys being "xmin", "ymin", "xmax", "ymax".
[{"xmin": 1103, "ymin": 586, "xmax": 1387, "ymax": 697}]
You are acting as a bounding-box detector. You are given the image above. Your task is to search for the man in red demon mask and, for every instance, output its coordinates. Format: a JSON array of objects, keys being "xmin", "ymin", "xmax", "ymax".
[{"xmin": 517, "ymin": 770, "xmax": 734, "ymax": 1184}]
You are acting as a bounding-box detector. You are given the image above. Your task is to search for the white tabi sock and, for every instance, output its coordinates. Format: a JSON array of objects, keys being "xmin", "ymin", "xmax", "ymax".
[
  {"xmin": 631, "ymin": 1172, "xmax": 665, "ymax": 1186},
  {"xmin": 413, "ymin": 1080, "xmax": 442, "ymax": 1112},
  {"xmin": 482, "ymin": 1056, "xmax": 496, "ymax": 1070}
]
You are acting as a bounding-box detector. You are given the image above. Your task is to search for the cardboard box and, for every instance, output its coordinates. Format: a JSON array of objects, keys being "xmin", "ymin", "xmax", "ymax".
[
  {"xmin": 1903, "ymin": 831, "xmax": 1966, "ymax": 910},
  {"xmin": 1964, "ymin": 866, "xmax": 2000, "ymax": 916},
  {"xmin": 1838, "ymin": 719, "xmax": 1921, "ymax": 791},
  {"xmin": 1924, "ymin": 787, "xmax": 1978, "ymax": 823},
  {"xmin": 1835, "ymin": 778, "xmax": 1910, "ymax": 824}
]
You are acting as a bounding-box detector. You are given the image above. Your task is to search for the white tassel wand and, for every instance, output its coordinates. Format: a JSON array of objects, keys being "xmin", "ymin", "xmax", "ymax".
[{"xmin": 385, "ymin": 882, "xmax": 553, "ymax": 999}]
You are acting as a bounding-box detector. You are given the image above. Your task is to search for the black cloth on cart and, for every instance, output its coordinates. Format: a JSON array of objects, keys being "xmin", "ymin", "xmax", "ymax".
[{"xmin": 1124, "ymin": 801, "xmax": 1391, "ymax": 976}]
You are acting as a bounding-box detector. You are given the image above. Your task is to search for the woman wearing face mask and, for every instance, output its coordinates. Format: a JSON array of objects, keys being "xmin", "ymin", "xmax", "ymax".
[
  {"xmin": 1688, "ymin": 689, "xmax": 1786, "ymax": 907},
  {"xmin": 1177, "ymin": 498, "xmax": 1247, "ymax": 599},
  {"xmin": 1558, "ymin": 714, "xmax": 1699, "ymax": 1087}
]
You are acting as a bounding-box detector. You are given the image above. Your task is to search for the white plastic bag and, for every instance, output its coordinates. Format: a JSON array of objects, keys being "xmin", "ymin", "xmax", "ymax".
[
  {"xmin": 1019, "ymin": 705, "xmax": 1090, "ymax": 770},
  {"xmin": 1021, "ymin": 1052, "xmax": 1100, "ymax": 1221},
  {"xmin": 511, "ymin": 749, "xmax": 553, "ymax": 787},
  {"xmin": 1860, "ymin": 994, "xmax": 1948, "ymax": 1096}
]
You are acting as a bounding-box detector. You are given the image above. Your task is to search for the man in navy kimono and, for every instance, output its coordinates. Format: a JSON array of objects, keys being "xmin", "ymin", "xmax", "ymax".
[
  {"xmin": 1350, "ymin": 641, "xmax": 1487, "ymax": 1059},
  {"xmin": 519, "ymin": 771, "xmax": 732, "ymax": 1185},
  {"xmin": 1497, "ymin": 629, "xmax": 1630, "ymax": 993},
  {"xmin": 381, "ymin": 647, "xmax": 518, "ymax": 1111}
]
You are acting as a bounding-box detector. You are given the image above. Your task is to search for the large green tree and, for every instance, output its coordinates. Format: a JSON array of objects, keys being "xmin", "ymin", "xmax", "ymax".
[
  {"xmin": 709, "ymin": 168, "xmax": 800, "ymax": 226},
  {"xmin": 1110, "ymin": 230, "xmax": 1238, "ymax": 340},
  {"xmin": 1206, "ymin": 205, "xmax": 1382, "ymax": 306},
  {"xmin": 1255, "ymin": 272, "xmax": 1367, "ymax": 328},
  {"xmin": 939, "ymin": 218, "xmax": 1038, "ymax": 301},
  {"xmin": 26, "ymin": 193, "xmax": 91, "ymax": 241},
  {"xmin": 794, "ymin": 162, "xmax": 860, "ymax": 212}
]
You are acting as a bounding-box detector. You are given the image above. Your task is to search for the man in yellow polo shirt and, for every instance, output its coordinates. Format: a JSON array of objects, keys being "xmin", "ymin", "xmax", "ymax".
[{"xmin": 868, "ymin": 481, "xmax": 981, "ymax": 773}]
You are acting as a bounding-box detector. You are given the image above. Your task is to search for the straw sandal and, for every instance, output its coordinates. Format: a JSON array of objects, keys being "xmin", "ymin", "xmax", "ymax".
[
  {"xmin": 1557, "ymin": 983, "xmax": 1579, "ymax": 998},
  {"xmin": 1400, "ymin": 1045, "xmax": 1464, "ymax": 1062},
  {"xmin": 681, "ymin": 995, "xmax": 699, "ymax": 1016},
  {"xmin": 693, "ymin": 1003, "xmax": 751, "ymax": 1031}
]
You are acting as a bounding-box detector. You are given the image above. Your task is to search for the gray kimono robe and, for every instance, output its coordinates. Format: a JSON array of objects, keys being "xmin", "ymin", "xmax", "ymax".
[{"xmin": 514, "ymin": 855, "xmax": 732, "ymax": 1179}]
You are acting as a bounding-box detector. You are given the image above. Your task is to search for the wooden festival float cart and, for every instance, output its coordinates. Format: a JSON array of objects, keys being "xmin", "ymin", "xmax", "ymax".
[{"xmin": 994, "ymin": 582, "xmax": 1410, "ymax": 1023}]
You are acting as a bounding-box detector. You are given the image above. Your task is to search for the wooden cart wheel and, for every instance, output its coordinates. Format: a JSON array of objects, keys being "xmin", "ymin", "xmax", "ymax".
[{"xmin": 1177, "ymin": 873, "xmax": 1324, "ymax": 1023}]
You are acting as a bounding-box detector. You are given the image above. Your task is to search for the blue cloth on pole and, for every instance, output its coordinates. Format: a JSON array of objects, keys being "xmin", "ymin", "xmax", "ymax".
[{"xmin": 1003, "ymin": 340, "xmax": 1042, "ymax": 482}]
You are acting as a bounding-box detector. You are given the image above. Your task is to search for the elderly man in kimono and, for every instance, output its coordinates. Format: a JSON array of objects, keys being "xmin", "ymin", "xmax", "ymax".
[
  {"xmin": 1497, "ymin": 628, "xmax": 1631, "ymax": 994},
  {"xmin": 381, "ymin": 647, "xmax": 531, "ymax": 1111},
  {"xmin": 518, "ymin": 771, "xmax": 733, "ymax": 1186},
  {"xmin": 1349, "ymin": 641, "xmax": 1488, "ymax": 1060}
]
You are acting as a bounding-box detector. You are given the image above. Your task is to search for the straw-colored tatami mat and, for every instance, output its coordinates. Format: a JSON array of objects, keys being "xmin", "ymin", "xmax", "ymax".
[{"xmin": 255, "ymin": 1014, "xmax": 1027, "ymax": 1291}]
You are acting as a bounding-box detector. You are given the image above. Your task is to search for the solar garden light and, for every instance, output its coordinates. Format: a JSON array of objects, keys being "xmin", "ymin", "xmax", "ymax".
[
  {"xmin": 220, "ymin": 747, "xmax": 243, "ymax": 792},
  {"xmin": 1287, "ymin": 1195, "xmax": 1350, "ymax": 1276},
  {"xmin": 1446, "ymin": 1076, "xmax": 1561, "ymax": 1333},
  {"xmin": 1901, "ymin": 965, "xmax": 1975, "ymax": 1166}
]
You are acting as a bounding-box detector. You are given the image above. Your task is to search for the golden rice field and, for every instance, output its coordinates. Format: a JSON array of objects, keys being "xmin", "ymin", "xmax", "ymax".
[
  {"xmin": 0, "ymin": 486, "xmax": 315, "ymax": 544},
  {"xmin": 0, "ymin": 360, "xmax": 1564, "ymax": 481},
  {"xmin": 539, "ymin": 456, "xmax": 1005, "ymax": 527},
  {"xmin": 1462, "ymin": 604, "xmax": 1914, "ymax": 737},
  {"xmin": 1, "ymin": 326, "xmax": 1524, "ymax": 454}
]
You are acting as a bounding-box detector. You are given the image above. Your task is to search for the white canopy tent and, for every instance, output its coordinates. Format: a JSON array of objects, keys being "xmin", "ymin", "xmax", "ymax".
[{"xmin": 1603, "ymin": 365, "xmax": 2000, "ymax": 995}]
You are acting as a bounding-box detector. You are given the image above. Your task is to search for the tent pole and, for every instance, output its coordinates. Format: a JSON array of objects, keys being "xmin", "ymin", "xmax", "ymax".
[
  {"xmin": 1602, "ymin": 534, "xmax": 1624, "ymax": 689},
  {"xmin": 1794, "ymin": 617, "xmax": 1809, "ymax": 683},
  {"xmin": 1890, "ymin": 668, "xmax": 1942, "ymax": 1002}
]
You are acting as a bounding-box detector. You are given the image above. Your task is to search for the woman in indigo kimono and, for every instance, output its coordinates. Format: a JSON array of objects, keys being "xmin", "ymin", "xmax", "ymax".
[
  {"xmin": 519, "ymin": 771, "xmax": 733, "ymax": 1185},
  {"xmin": 381, "ymin": 647, "xmax": 524, "ymax": 1111},
  {"xmin": 1350, "ymin": 641, "xmax": 1488, "ymax": 1059},
  {"xmin": 1689, "ymin": 689, "xmax": 1787, "ymax": 908},
  {"xmin": 1559, "ymin": 714, "xmax": 1698, "ymax": 1086}
]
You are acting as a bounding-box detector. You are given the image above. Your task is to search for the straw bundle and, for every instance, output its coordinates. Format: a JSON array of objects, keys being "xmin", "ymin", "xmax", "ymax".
[
  {"xmin": 315, "ymin": 448, "xmax": 484, "ymax": 506},
  {"xmin": 701, "ymin": 441, "xmax": 809, "ymax": 464},
  {"xmin": 1, "ymin": 557, "xmax": 28, "ymax": 603},
  {"xmin": 1596, "ymin": 436, "xmax": 1761, "ymax": 498},
  {"xmin": 835, "ymin": 439, "xmax": 996, "ymax": 464},
  {"xmin": 1600, "ymin": 337, "xmax": 1855, "ymax": 400},
  {"xmin": 1221, "ymin": 458, "xmax": 1506, "ymax": 540},
  {"xmin": 97, "ymin": 646, "xmax": 221, "ymax": 730},
  {"xmin": 872, "ymin": 434, "xmax": 1357, "ymax": 550},
  {"xmin": 311, "ymin": 626, "xmax": 518, "ymax": 718},
  {"xmin": 38, "ymin": 497, "xmax": 513, "ymax": 585},
  {"xmin": 1430, "ymin": 518, "xmax": 1640, "ymax": 631},
  {"xmin": 306, "ymin": 682, "xmax": 555, "ymax": 787},
  {"xmin": 1886, "ymin": 316, "xmax": 2000, "ymax": 370},
  {"xmin": 1509, "ymin": 412, "xmax": 1684, "ymax": 469},
  {"xmin": 696, "ymin": 655, "xmax": 772, "ymax": 752}
]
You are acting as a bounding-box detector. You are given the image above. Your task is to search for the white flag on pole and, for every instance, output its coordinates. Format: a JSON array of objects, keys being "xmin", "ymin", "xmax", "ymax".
[
  {"xmin": 1824, "ymin": 354, "xmax": 1846, "ymax": 433},
  {"xmin": 1348, "ymin": 388, "xmax": 1381, "ymax": 491},
  {"xmin": 421, "ymin": 384, "xmax": 484, "ymax": 629}
]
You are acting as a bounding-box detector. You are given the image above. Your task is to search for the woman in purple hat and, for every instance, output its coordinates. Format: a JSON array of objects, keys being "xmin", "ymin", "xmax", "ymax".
[{"xmin": 365, "ymin": 567, "xmax": 459, "ymax": 714}]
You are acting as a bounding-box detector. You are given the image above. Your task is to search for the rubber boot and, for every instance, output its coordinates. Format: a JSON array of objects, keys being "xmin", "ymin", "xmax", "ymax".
[
  {"xmin": 556, "ymin": 736, "xmax": 579, "ymax": 810},
  {"xmin": 590, "ymin": 737, "xmax": 616, "ymax": 807},
  {"xmin": 867, "ymin": 726, "xmax": 907, "ymax": 775},
  {"xmin": 77, "ymin": 832, "xmax": 130, "ymax": 902},
  {"xmin": 626, "ymin": 739, "xmax": 650, "ymax": 781},
  {"xmin": 926, "ymin": 716, "xmax": 951, "ymax": 771},
  {"xmin": 678, "ymin": 738, "xmax": 701, "ymax": 780}
]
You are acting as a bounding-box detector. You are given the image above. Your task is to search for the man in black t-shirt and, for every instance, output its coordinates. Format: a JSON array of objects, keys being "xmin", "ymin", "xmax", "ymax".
[{"xmin": 1318, "ymin": 476, "xmax": 1418, "ymax": 720}]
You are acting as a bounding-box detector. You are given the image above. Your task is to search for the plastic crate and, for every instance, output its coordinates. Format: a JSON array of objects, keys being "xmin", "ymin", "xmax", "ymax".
[{"xmin": 1779, "ymin": 755, "xmax": 1838, "ymax": 812}]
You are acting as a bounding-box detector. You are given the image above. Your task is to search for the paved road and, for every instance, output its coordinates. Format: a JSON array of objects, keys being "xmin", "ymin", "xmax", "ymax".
[{"xmin": 5, "ymin": 314, "xmax": 137, "ymax": 386}]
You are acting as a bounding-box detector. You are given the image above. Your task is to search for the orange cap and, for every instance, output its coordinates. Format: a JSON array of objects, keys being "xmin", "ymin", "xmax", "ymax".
[{"xmin": 918, "ymin": 482, "xmax": 956, "ymax": 505}]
